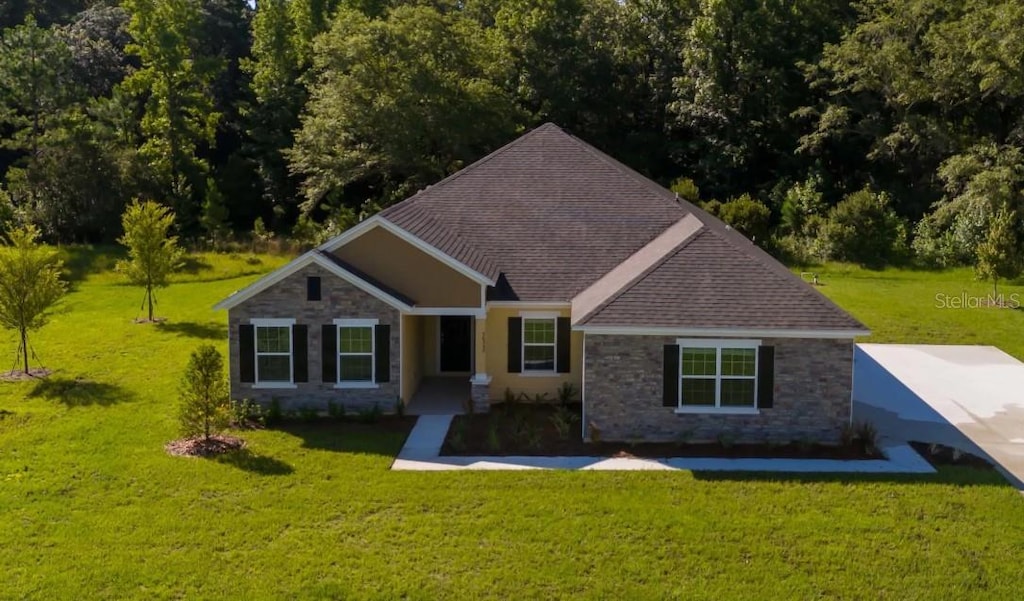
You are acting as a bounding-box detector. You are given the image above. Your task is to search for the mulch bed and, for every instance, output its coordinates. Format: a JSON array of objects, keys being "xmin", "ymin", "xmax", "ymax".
[
  {"xmin": 910, "ymin": 441, "xmax": 996, "ymax": 471},
  {"xmin": 165, "ymin": 435, "xmax": 245, "ymax": 457},
  {"xmin": 133, "ymin": 317, "xmax": 167, "ymax": 324},
  {"xmin": 0, "ymin": 368, "xmax": 52, "ymax": 382},
  {"xmin": 442, "ymin": 403, "xmax": 882, "ymax": 460}
]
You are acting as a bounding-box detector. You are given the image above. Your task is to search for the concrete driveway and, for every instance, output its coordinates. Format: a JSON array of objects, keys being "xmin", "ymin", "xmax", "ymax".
[{"xmin": 854, "ymin": 343, "xmax": 1024, "ymax": 489}]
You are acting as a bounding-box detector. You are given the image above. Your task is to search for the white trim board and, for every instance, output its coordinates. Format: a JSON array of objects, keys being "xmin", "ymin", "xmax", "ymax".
[
  {"xmin": 318, "ymin": 216, "xmax": 496, "ymax": 286},
  {"xmin": 577, "ymin": 326, "xmax": 868, "ymax": 339},
  {"xmin": 213, "ymin": 251, "xmax": 414, "ymax": 312}
]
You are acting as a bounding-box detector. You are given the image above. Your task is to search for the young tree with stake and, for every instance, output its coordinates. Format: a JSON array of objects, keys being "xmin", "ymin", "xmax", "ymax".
[
  {"xmin": 0, "ymin": 225, "xmax": 67, "ymax": 375},
  {"xmin": 116, "ymin": 200, "xmax": 184, "ymax": 322},
  {"xmin": 179, "ymin": 344, "xmax": 231, "ymax": 442}
]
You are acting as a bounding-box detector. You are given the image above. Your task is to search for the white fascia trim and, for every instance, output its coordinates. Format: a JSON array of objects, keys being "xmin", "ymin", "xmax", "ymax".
[
  {"xmin": 519, "ymin": 311, "xmax": 562, "ymax": 319},
  {"xmin": 486, "ymin": 301, "xmax": 571, "ymax": 309},
  {"xmin": 577, "ymin": 326, "xmax": 868, "ymax": 339},
  {"xmin": 250, "ymin": 317, "xmax": 296, "ymax": 326},
  {"xmin": 334, "ymin": 318, "xmax": 379, "ymax": 327},
  {"xmin": 311, "ymin": 254, "xmax": 414, "ymax": 312},
  {"xmin": 213, "ymin": 250, "xmax": 414, "ymax": 313},
  {"xmin": 214, "ymin": 251, "xmax": 318, "ymax": 311},
  {"xmin": 676, "ymin": 338, "xmax": 760, "ymax": 348},
  {"xmin": 320, "ymin": 216, "xmax": 496, "ymax": 286},
  {"xmin": 674, "ymin": 406, "xmax": 759, "ymax": 416},
  {"xmin": 407, "ymin": 307, "xmax": 486, "ymax": 317}
]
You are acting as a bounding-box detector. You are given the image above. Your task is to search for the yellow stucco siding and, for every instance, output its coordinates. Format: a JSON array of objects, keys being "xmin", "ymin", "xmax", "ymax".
[
  {"xmin": 334, "ymin": 226, "xmax": 481, "ymax": 308},
  {"xmin": 400, "ymin": 314, "xmax": 423, "ymax": 402},
  {"xmin": 484, "ymin": 307, "xmax": 583, "ymax": 402}
]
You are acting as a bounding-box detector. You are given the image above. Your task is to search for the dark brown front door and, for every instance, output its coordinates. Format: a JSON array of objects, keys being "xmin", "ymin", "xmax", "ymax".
[{"xmin": 439, "ymin": 316, "xmax": 472, "ymax": 372}]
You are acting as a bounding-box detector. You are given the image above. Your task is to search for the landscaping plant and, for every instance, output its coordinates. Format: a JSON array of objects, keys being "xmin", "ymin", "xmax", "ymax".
[
  {"xmin": 116, "ymin": 200, "xmax": 184, "ymax": 322},
  {"xmin": 178, "ymin": 344, "xmax": 231, "ymax": 442}
]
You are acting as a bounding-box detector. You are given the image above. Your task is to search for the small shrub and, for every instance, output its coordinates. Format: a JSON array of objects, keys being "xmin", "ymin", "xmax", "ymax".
[
  {"xmin": 357, "ymin": 403, "xmax": 382, "ymax": 424},
  {"xmin": 503, "ymin": 387, "xmax": 516, "ymax": 404},
  {"xmin": 588, "ymin": 421, "xmax": 601, "ymax": 443},
  {"xmin": 230, "ymin": 398, "xmax": 265, "ymax": 429},
  {"xmin": 530, "ymin": 392, "xmax": 551, "ymax": 404},
  {"xmin": 395, "ymin": 396, "xmax": 405, "ymax": 417},
  {"xmin": 523, "ymin": 423, "xmax": 543, "ymax": 450},
  {"xmin": 178, "ymin": 345, "xmax": 231, "ymax": 441},
  {"xmin": 820, "ymin": 188, "xmax": 908, "ymax": 268},
  {"xmin": 550, "ymin": 404, "xmax": 580, "ymax": 440},
  {"xmin": 716, "ymin": 431, "xmax": 735, "ymax": 450},
  {"xmin": 855, "ymin": 421, "xmax": 879, "ymax": 455},
  {"xmin": 327, "ymin": 400, "xmax": 346, "ymax": 420},
  {"xmin": 556, "ymin": 382, "xmax": 577, "ymax": 406},
  {"xmin": 486, "ymin": 418, "xmax": 501, "ymax": 452}
]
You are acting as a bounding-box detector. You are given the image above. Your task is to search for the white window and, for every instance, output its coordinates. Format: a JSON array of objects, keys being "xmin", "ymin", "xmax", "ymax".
[
  {"xmin": 252, "ymin": 318, "xmax": 295, "ymax": 386},
  {"xmin": 335, "ymin": 318, "xmax": 376, "ymax": 387},
  {"xmin": 523, "ymin": 317, "xmax": 556, "ymax": 372},
  {"xmin": 678, "ymin": 339, "xmax": 758, "ymax": 410}
]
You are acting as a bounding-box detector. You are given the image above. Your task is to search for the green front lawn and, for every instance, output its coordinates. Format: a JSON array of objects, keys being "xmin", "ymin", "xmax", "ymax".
[{"xmin": 1, "ymin": 251, "xmax": 1023, "ymax": 599}]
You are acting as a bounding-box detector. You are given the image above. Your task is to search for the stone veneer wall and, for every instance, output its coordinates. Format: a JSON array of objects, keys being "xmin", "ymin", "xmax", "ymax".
[
  {"xmin": 584, "ymin": 335, "xmax": 852, "ymax": 443},
  {"xmin": 228, "ymin": 263, "xmax": 401, "ymax": 412}
]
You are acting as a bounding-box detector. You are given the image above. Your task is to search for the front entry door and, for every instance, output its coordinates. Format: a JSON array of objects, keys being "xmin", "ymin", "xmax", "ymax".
[{"xmin": 439, "ymin": 316, "xmax": 472, "ymax": 372}]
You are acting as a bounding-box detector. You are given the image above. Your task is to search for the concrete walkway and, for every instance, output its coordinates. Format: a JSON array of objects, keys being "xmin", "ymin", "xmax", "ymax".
[
  {"xmin": 854, "ymin": 344, "xmax": 1024, "ymax": 490},
  {"xmin": 393, "ymin": 414, "xmax": 934, "ymax": 474}
]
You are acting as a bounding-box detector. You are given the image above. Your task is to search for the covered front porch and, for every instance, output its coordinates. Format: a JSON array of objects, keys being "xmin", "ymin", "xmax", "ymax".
[{"xmin": 401, "ymin": 314, "xmax": 490, "ymax": 414}]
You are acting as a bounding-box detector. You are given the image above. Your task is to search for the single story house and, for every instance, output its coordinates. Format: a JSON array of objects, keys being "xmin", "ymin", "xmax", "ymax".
[{"xmin": 215, "ymin": 124, "xmax": 868, "ymax": 442}]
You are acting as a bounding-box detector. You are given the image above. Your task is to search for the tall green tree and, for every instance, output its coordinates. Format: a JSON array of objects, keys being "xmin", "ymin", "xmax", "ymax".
[
  {"xmin": 120, "ymin": 0, "xmax": 222, "ymax": 228},
  {"xmin": 116, "ymin": 200, "xmax": 184, "ymax": 322},
  {"xmin": 672, "ymin": 0, "xmax": 854, "ymax": 201},
  {"xmin": 242, "ymin": 0, "xmax": 303, "ymax": 227},
  {"xmin": 975, "ymin": 206, "xmax": 1021, "ymax": 297},
  {"xmin": 289, "ymin": 5, "xmax": 523, "ymax": 210},
  {"xmin": 0, "ymin": 224, "xmax": 67, "ymax": 374}
]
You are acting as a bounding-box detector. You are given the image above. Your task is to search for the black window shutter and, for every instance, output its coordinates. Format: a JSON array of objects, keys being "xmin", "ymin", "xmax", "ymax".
[
  {"xmin": 663, "ymin": 344, "xmax": 680, "ymax": 407},
  {"xmin": 321, "ymin": 324, "xmax": 337, "ymax": 383},
  {"xmin": 556, "ymin": 317, "xmax": 571, "ymax": 373},
  {"xmin": 239, "ymin": 324, "xmax": 255, "ymax": 383},
  {"xmin": 507, "ymin": 317, "xmax": 522, "ymax": 373},
  {"xmin": 374, "ymin": 324, "xmax": 391, "ymax": 383},
  {"xmin": 307, "ymin": 276, "xmax": 321, "ymax": 301},
  {"xmin": 292, "ymin": 325, "xmax": 308, "ymax": 382},
  {"xmin": 757, "ymin": 346, "xmax": 775, "ymax": 409}
]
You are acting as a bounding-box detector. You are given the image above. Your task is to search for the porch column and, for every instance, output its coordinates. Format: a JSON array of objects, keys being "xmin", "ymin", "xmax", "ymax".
[{"xmin": 470, "ymin": 316, "xmax": 490, "ymax": 412}]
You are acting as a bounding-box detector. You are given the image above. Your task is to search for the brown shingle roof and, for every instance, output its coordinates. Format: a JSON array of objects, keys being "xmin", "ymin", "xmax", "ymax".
[
  {"xmin": 373, "ymin": 123, "xmax": 865, "ymax": 333},
  {"xmin": 578, "ymin": 227, "xmax": 865, "ymax": 331},
  {"xmin": 379, "ymin": 123, "xmax": 685, "ymax": 301}
]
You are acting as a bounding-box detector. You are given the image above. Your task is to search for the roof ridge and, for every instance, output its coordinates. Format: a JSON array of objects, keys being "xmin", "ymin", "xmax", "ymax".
[
  {"xmin": 578, "ymin": 224, "xmax": 709, "ymax": 325},
  {"xmin": 572, "ymin": 214, "xmax": 704, "ymax": 324},
  {"xmin": 379, "ymin": 123, "xmax": 556, "ymax": 219},
  {"xmin": 557, "ymin": 129, "xmax": 685, "ymax": 212}
]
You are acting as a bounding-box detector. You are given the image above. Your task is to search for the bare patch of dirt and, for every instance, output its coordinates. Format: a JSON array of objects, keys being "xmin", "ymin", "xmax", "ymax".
[
  {"xmin": 166, "ymin": 435, "xmax": 245, "ymax": 457},
  {"xmin": 443, "ymin": 403, "xmax": 882, "ymax": 459},
  {"xmin": 0, "ymin": 368, "xmax": 52, "ymax": 382}
]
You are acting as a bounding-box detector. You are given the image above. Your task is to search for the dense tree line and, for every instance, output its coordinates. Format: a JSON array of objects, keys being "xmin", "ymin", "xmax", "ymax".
[{"xmin": 1, "ymin": 0, "xmax": 1023, "ymax": 273}]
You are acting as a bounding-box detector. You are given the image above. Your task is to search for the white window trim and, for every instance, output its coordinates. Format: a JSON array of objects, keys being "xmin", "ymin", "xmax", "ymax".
[
  {"xmin": 676, "ymin": 338, "xmax": 760, "ymax": 412},
  {"xmin": 334, "ymin": 318, "xmax": 380, "ymax": 389},
  {"xmin": 250, "ymin": 318, "xmax": 297, "ymax": 389},
  {"xmin": 520, "ymin": 312, "xmax": 558, "ymax": 375}
]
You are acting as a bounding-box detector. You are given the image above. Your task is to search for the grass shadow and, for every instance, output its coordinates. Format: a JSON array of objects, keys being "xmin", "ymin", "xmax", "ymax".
[
  {"xmin": 58, "ymin": 245, "xmax": 125, "ymax": 288},
  {"xmin": 156, "ymin": 321, "xmax": 227, "ymax": 341},
  {"xmin": 179, "ymin": 255, "xmax": 212, "ymax": 274},
  {"xmin": 691, "ymin": 465, "xmax": 1011, "ymax": 488},
  {"xmin": 27, "ymin": 377, "xmax": 134, "ymax": 407},
  {"xmin": 273, "ymin": 417, "xmax": 416, "ymax": 456},
  {"xmin": 212, "ymin": 448, "xmax": 294, "ymax": 475}
]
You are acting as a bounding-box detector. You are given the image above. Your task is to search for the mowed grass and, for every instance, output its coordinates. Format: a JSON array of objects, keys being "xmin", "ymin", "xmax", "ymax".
[
  {"xmin": 1, "ymin": 250, "xmax": 1023, "ymax": 600},
  {"xmin": 808, "ymin": 264, "xmax": 1024, "ymax": 359}
]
